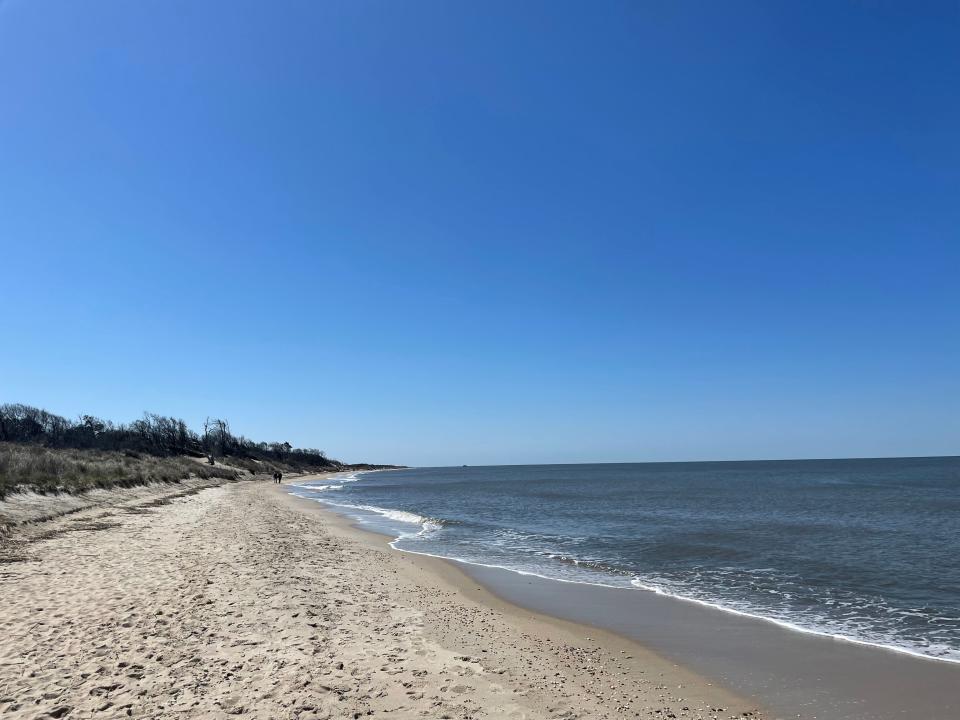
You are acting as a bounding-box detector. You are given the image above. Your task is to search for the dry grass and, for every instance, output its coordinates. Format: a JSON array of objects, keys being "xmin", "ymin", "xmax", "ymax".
[
  {"xmin": 0, "ymin": 443, "xmax": 238, "ymax": 500},
  {"xmin": 0, "ymin": 462, "xmax": 245, "ymax": 536}
]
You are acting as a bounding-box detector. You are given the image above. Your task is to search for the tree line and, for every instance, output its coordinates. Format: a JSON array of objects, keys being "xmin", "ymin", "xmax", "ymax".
[{"xmin": 0, "ymin": 403, "xmax": 339, "ymax": 469}]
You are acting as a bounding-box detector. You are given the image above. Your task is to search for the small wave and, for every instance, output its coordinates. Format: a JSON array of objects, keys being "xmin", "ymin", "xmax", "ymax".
[
  {"xmin": 627, "ymin": 576, "xmax": 960, "ymax": 664},
  {"xmin": 545, "ymin": 553, "xmax": 631, "ymax": 576},
  {"xmin": 321, "ymin": 500, "xmax": 425, "ymax": 524},
  {"xmin": 313, "ymin": 499, "xmax": 446, "ymax": 537},
  {"xmin": 294, "ymin": 470, "xmax": 362, "ymax": 491}
]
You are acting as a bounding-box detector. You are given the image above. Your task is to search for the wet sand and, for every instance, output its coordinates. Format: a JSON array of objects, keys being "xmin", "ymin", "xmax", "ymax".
[
  {"xmin": 298, "ymin": 481, "xmax": 960, "ymax": 720},
  {"xmin": 0, "ymin": 477, "xmax": 765, "ymax": 719},
  {"xmin": 460, "ymin": 566, "xmax": 960, "ymax": 720}
]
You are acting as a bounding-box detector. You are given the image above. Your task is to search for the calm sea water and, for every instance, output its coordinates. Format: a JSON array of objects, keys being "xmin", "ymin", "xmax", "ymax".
[{"xmin": 292, "ymin": 458, "xmax": 960, "ymax": 662}]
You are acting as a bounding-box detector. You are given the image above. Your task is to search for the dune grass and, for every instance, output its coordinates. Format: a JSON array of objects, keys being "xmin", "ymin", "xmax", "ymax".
[{"xmin": 0, "ymin": 443, "xmax": 239, "ymax": 500}]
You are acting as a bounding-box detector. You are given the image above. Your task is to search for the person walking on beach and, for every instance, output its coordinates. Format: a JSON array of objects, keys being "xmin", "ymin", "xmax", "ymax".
[{"xmin": 273, "ymin": 471, "xmax": 283, "ymax": 484}]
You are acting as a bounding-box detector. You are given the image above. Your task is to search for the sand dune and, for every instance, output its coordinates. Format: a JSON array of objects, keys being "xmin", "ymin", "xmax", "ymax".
[{"xmin": 0, "ymin": 479, "xmax": 763, "ymax": 719}]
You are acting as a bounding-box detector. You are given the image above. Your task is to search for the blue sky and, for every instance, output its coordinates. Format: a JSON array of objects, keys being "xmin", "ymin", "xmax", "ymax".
[{"xmin": 1, "ymin": 1, "xmax": 957, "ymax": 466}]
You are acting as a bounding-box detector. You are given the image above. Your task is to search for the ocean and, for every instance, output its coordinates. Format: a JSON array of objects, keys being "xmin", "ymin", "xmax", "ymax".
[{"xmin": 291, "ymin": 457, "xmax": 960, "ymax": 663}]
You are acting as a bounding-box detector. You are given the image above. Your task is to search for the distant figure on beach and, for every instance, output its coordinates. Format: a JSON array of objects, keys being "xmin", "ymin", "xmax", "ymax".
[{"xmin": 273, "ymin": 471, "xmax": 283, "ymax": 484}]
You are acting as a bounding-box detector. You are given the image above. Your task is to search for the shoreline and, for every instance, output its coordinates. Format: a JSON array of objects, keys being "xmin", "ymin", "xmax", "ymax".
[
  {"xmin": 296, "ymin": 466, "xmax": 959, "ymax": 667},
  {"xmin": 1, "ymin": 476, "xmax": 766, "ymax": 719},
  {"xmin": 273, "ymin": 480, "xmax": 768, "ymax": 717},
  {"xmin": 289, "ymin": 474, "xmax": 960, "ymax": 720}
]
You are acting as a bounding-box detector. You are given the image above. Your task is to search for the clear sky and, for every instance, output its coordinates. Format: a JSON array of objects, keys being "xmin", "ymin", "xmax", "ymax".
[{"xmin": 1, "ymin": 1, "xmax": 957, "ymax": 466}]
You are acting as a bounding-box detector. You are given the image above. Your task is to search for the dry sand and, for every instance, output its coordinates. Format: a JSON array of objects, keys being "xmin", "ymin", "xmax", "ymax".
[{"xmin": 0, "ymin": 476, "xmax": 766, "ymax": 719}]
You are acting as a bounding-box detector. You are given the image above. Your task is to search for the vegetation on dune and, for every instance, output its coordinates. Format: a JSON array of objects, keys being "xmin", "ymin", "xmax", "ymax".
[
  {"xmin": 0, "ymin": 403, "xmax": 364, "ymax": 498},
  {"xmin": 0, "ymin": 443, "xmax": 238, "ymax": 499}
]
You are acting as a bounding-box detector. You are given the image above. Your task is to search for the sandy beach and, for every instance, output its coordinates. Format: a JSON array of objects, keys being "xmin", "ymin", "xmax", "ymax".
[
  {"xmin": 3, "ymin": 2, "xmax": 955, "ymax": 717},
  {"xmin": 0, "ymin": 476, "xmax": 765, "ymax": 719}
]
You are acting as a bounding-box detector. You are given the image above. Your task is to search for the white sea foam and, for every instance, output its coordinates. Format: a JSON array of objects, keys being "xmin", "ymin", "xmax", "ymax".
[
  {"xmin": 292, "ymin": 469, "xmax": 370, "ymax": 492},
  {"xmin": 314, "ymin": 499, "xmax": 443, "ymax": 537},
  {"xmin": 626, "ymin": 576, "xmax": 960, "ymax": 663}
]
